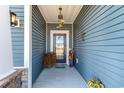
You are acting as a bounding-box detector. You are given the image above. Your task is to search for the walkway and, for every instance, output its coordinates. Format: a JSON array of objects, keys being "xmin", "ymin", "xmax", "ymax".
[{"xmin": 33, "ymin": 66, "xmax": 87, "ymax": 88}]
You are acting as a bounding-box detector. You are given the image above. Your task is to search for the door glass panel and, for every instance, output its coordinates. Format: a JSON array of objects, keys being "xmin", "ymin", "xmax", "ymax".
[{"xmin": 56, "ymin": 36, "xmax": 64, "ymax": 59}]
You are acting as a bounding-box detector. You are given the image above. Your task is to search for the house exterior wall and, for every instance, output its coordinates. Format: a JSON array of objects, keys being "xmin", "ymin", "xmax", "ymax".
[
  {"xmin": 73, "ymin": 5, "xmax": 124, "ymax": 88},
  {"xmin": 0, "ymin": 6, "xmax": 14, "ymax": 79},
  {"xmin": 32, "ymin": 5, "xmax": 46, "ymax": 83},
  {"xmin": 9, "ymin": 5, "xmax": 24, "ymax": 67}
]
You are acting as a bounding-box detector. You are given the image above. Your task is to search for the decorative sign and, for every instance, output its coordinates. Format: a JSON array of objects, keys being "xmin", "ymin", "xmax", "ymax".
[{"xmin": 81, "ymin": 32, "xmax": 86, "ymax": 41}]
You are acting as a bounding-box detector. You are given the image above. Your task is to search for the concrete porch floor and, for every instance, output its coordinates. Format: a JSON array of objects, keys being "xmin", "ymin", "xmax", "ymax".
[{"xmin": 33, "ymin": 66, "xmax": 87, "ymax": 88}]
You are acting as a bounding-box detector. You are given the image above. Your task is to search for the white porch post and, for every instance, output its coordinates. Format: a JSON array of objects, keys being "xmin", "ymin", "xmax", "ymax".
[{"xmin": 24, "ymin": 5, "xmax": 32, "ymax": 88}]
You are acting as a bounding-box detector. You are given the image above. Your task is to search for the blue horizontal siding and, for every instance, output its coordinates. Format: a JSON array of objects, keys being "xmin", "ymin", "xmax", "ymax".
[
  {"xmin": 74, "ymin": 5, "xmax": 124, "ymax": 88},
  {"xmin": 9, "ymin": 5, "xmax": 24, "ymax": 67},
  {"xmin": 32, "ymin": 5, "xmax": 46, "ymax": 83}
]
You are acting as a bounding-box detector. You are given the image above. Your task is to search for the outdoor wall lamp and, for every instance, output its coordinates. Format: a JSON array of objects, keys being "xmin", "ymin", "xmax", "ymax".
[{"xmin": 10, "ymin": 11, "xmax": 17, "ymax": 27}]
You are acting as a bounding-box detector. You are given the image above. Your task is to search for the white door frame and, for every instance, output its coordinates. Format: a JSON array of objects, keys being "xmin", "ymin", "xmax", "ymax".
[{"xmin": 50, "ymin": 30, "xmax": 69, "ymax": 65}]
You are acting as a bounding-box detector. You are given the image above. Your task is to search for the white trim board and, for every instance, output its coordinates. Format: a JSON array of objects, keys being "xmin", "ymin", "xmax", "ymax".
[
  {"xmin": 46, "ymin": 23, "xmax": 48, "ymax": 53},
  {"xmin": 50, "ymin": 30, "xmax": 69, "ymax": 65},
  {"xmin": 46, "ymin": 22, "xmax": 73, "ymax": 24},
  {"xmin": 38, "ymin": 6, "xmax": 47, "ymax": 22},
  {"xmin": 72, "ymin": 23, "xmax": 73, "ymax": 49},
  {"xmin": 24, "ymin": 5, "xmax": 32, "ymax": 88}
]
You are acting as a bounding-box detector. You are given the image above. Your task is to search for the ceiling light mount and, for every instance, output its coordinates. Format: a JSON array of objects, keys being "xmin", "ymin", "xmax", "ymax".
[
  {"xmin": 59, "ymin": 7, "xmax": 62, "ymax": 11},
  {"xmin": 58, "ymin": 7, "xmax": 63, "ymax": 20}
]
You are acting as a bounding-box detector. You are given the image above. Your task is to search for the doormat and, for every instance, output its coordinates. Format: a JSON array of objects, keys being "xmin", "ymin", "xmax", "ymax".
[{"xmin": 55, "ymin": 63, "xmax": 66, "ymax": 68}]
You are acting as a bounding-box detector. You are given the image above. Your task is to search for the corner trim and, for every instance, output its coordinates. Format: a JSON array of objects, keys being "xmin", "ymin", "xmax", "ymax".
[
  {"xmin": 46, "ymin": 23, "xmax": 47, "ymax": 53},
  {"xmin": 24, "ymin": 5, "xmax": 32, "ymax": 88},
  {"xmin": 72, "ymin": 23, "xmax": 73, "ymax": 49}
]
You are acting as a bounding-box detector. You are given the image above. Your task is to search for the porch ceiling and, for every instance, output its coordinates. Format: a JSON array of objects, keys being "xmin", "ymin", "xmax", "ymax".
[{"xmin": 38, "ymin": 5, "xmax": 83, "ymax": 24}]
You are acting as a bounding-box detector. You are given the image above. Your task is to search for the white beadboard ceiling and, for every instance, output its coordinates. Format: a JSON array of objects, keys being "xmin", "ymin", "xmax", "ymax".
[{"xmin": 38, "ymin": 5, "xmax": 83, "ymax": 24}]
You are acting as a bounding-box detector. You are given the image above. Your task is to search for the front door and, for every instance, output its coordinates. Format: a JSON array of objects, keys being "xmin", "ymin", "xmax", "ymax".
[{"xmin": 53, "ymin": 34, "xmax": 66, "ymax": 63}]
